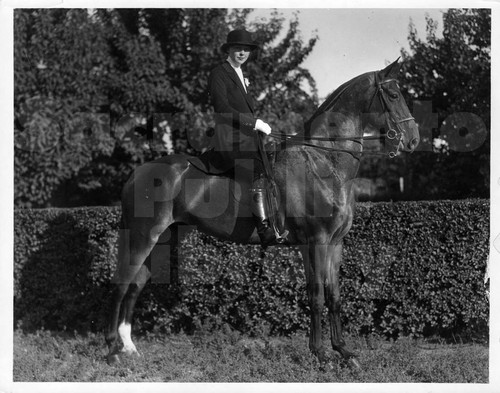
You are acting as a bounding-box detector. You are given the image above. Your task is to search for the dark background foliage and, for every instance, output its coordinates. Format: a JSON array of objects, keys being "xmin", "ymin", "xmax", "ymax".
[
  {"xmin": 14, "ymin": 8, "xmax": 318, "ymax": 207},
  {"xmin": 14, "ymin": 8, "xmax": 490, "ymax": 207},
  {"xmin": 14, "ymin": 200, "xmax": 489, "ymax": 340},
  {"xmin": 357, "ymin": 9, "xmax": 490, "ymax": 201}
]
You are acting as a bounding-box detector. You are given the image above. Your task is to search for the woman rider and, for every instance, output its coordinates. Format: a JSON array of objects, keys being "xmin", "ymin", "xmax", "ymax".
[{"xmin": 208, "ymin": 29, "xmax": 288, "ymax": 246}]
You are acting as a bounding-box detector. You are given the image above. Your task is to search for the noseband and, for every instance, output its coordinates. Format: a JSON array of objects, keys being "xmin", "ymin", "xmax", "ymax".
[{"xmin": 268, "ymin": 72, "xmax": 415, "ymax": 159}]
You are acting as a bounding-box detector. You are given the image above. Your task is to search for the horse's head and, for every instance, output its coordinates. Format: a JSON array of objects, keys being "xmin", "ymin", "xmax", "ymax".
[{"xmin": 364, "ymin": 59, "xmax": 420, "ymax": 155}]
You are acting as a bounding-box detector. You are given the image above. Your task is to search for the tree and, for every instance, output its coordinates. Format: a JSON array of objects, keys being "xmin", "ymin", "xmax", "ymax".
[
  {"xmin": 357, "ymin": 9, "xmax": 490, "ymax": 201},
  {"xmin": 14, "ymin": 8, "xmax": 318, "ymax": 207},
  {"xmin": 398, "ymin": 9, "xmax": 490, "ymax": 200},
  {"xmin": 14, "ymin": 9, "xmax": 117, "ymax": 207},
  {"xmin": 246, "ymin": 10, "xmax": 318, "ymax": 133}
]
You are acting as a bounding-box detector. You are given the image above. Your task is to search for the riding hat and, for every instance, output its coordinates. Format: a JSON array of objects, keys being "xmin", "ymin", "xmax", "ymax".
[{"xmin": 220, "ymin": 29, "xmax": 259, "ymax": 53}]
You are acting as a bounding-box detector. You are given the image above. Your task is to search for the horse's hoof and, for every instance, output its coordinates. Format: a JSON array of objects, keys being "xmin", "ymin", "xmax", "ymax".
[
  {"xmin": 121, "ymin": 348, "xmax": 140, "ymax": 358},
  {"xmin": 107, "ymin": 353, "xmax": 121, "ymax": 366},
  {"xmin": 347, "ymin": 357, "xmax": 362, "ymax": 370}
]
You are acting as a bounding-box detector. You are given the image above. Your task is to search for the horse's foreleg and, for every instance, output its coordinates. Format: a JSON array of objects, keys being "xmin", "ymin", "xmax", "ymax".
[
  {"xmin": 325, "ymin": 243, "xmax": 361, "ymax": 368},
  {"xmin": 300, "ymin": 245, "xmax": 327, "ymax": 363}
]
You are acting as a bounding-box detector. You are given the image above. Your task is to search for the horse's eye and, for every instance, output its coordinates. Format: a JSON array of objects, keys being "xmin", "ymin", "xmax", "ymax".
[{"xmin": 389, "ymin": 92, "xmax": 399, "ymax": 99}]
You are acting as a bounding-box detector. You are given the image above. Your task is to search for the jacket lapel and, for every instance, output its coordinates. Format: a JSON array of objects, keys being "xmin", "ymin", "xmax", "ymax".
[{"xmin": 222, "ymin": 62, "xmax": 254, "ymax": 112}]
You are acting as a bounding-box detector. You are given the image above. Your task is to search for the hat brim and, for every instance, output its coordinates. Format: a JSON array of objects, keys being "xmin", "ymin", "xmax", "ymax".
[{"xmin": 220, "ymin": 42, "xmax": 259, "ymax": 53}]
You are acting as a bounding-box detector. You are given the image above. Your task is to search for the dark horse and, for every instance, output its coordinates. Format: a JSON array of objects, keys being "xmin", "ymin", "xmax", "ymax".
[{"xmin": 105, "ymin": 60, "xmax": 419, "ymax": 368}]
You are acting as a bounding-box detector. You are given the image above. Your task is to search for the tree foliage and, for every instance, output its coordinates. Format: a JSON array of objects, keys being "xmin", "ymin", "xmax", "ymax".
[
  {"xmin": 16, "ymin": 8, "xmax": 488, "ymax": 206},
  {"xmin": 402, "ymin": 9, "xmax": 487, "ymax": 200},
  {"xmin": 14, "ymin": 9, "xmax": 115, "ymax": 207},
  {"xmin": 14, "ymin": 8, "xmax": 318, "ymax": 207},
  {"xmin": 247, "ymin": 10, "xmax": 318, "ymax": 132},
  {"xmin": 357, "ymin": 9, "xmax": 490, "ymax": 201}
]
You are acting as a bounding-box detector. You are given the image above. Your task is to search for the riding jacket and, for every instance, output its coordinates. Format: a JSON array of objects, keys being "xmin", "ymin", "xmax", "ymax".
[{"xmin": 208, "ymin": 61, "xmax": 260, "ymax": 171}]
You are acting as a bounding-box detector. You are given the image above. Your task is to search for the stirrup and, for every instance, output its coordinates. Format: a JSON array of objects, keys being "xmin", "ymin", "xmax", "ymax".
[{"xmin": 273, "ymin": 228, "xmax": 289, "ymax": 243}]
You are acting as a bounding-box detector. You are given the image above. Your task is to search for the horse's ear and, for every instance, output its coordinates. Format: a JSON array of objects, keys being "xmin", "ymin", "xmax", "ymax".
[{"xmin": 381, "ymin": 57, "xmax": 401, "ymax": 79}]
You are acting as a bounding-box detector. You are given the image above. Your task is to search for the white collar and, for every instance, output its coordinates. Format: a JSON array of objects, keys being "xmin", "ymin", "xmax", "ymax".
[{"xmin": 226, "ymin": 57, "xmax": 247, "ymax": 92}]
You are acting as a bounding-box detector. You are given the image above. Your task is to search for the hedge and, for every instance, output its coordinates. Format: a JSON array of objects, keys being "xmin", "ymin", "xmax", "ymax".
[{"xmin": 14, "ymin": 199, "xmax": 489, "ymax": 338}]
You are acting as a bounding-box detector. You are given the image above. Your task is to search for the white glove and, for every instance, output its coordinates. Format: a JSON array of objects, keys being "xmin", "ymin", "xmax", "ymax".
[{"xmin": 254, "ymin": 119, "xmax": 272, "ymax": 135}]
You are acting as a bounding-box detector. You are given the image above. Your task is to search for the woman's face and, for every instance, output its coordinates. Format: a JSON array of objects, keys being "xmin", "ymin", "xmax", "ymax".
[{"xmin": 228, "ymin": 45, "xmax": 252, "ymax": 66}]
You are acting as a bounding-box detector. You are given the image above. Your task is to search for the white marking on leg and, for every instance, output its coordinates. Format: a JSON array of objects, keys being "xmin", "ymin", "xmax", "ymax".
[{"xmin": 118, "ymin": 322, "xmax": 138, "ymax": 355}]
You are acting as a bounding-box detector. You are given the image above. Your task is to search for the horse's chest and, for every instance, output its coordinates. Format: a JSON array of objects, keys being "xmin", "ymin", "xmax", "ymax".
[{"xmin": 306, "ymin": 196, "xmax": 354, "ymax": 241}]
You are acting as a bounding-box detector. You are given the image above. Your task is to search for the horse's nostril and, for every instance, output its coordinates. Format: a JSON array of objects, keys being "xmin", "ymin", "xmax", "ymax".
[{"xmin": 409, "ymin": 138, "xmax": 419, "ymax": 150}]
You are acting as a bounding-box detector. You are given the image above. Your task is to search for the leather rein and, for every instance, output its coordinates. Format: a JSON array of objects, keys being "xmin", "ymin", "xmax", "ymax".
[{"xmin": 268, "ymin": 72, "xmax": 415, "ymax": 159}]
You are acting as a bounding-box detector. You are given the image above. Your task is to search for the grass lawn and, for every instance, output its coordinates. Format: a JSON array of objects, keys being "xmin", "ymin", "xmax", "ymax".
[{"xmin": 13, "ymin": 328, "xmax": 488, "ymax": 383}]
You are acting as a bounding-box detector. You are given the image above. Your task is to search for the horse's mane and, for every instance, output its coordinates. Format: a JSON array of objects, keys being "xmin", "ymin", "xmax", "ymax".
[{"xmin": 303, "ymin": 71, "xmax": 373, "ymax": 135}]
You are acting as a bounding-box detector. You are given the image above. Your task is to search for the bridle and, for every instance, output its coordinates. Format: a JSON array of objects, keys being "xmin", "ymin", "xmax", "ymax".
[
  {"xmin": 371, "ymin": 72, "xmax": 415, "ymax": 157},
  {"xmin": 268, "ymin": 72, "xmax": 415, "ymax": 159}
]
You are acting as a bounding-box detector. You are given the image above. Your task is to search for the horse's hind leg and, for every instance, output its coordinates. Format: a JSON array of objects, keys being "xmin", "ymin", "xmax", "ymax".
[
  {"xmin": 105, "ymin": 227, "xmax": 158, "ymax": 365},
  {"xmin": 118, "ymin": 223, "xmax": 183, "ymax": 354},
  {"xmin": 117, "ymin": 263, "xmax": 151, "ymax": 356}
]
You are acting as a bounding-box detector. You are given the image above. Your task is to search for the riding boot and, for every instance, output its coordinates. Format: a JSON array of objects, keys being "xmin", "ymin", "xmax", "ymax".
[
  {"xmin": 251, "ymin": 207, "xmax": 278, "ymax": 247},
  {"xmin": 250, "ymin": 178, "xmax": 289, "ymax": 247}
]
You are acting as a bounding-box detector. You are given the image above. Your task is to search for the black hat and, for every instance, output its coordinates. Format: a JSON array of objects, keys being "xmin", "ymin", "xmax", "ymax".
[{"xmin": 220, "ymin": 29, "xmax": 259, "ymax": 53}]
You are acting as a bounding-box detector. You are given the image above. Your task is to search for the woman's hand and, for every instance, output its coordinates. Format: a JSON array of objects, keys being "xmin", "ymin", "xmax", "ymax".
[{"xmin": 254, "ymin": 119, "xmax": 272, "ymax": 135}]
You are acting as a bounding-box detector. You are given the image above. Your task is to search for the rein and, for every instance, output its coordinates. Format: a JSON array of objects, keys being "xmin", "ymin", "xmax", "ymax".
[
  {"xmin": 268, "ymin": 72, "xmax": 415, "ymax": 159},
  {"xmin": 267, "ymin": 132, "xmax": 388, "ymax": 159}
]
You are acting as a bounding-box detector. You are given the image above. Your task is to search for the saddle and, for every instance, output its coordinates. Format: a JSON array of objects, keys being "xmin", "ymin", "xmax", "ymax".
[
  {"xmin": 187, "ymin": 142, "xmax": 278, "ymax": 177},
  {"xmin": 187, "ymin": 149, "xmax": 233, "ymax": 176},
  {"xmin": 187, "ymin": 142, "xmax": 286, "ymax": 244}
]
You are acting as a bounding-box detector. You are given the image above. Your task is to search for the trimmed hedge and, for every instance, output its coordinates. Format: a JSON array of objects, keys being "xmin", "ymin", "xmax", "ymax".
[
  {"xmin": 14, "ymin": 208, "xmax": 119, "ymax": 332},
  {"xmin": 14, "ymin": 200, "xmax": 489, "ymax": 338}
]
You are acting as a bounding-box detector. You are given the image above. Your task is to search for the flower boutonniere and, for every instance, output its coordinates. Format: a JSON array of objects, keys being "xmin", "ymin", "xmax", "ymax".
[{"xmin": 244, "ymin": 77, "xmax": 250, "ymax": 88}]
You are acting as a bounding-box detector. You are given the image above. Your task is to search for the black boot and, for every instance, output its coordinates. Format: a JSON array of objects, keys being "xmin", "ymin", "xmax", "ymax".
[
  {"xmin": 253, "ymin": 214, "xmax": 278, "ymax": 247},
  {"xmin": 250, "ymin": 180, "xmax": 288, "ymax": 247}
]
